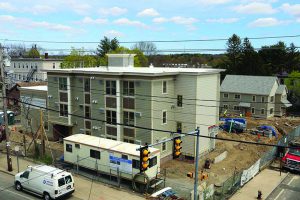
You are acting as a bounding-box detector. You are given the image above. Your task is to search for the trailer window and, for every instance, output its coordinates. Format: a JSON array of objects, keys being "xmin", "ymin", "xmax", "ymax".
[
  {"xmin": 66, "ymin": 144, "xmax": 72, "ymax": 152},
  {"xmin": 122, "ymin": 155, "xmax": 128, "ymax": 160},
  {"xmin": 132, "ymin": 159, "xmax": 140, "ymax": 169},
  {"xmin": 58, "ymin": 178, "xmax": 65, "ymax": 187},
  {"xmin": 149, "ymin": 156, "xmax": 157, "ymax": 168},
  {"xmin": 90, "ymin": 149, "xmax": 101, "ymax": 159}
]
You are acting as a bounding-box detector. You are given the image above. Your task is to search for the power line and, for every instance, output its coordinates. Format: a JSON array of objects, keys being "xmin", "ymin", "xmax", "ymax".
[{"xmin": 1, "ymin": 34, "xmax": 300, "ymax": 44}]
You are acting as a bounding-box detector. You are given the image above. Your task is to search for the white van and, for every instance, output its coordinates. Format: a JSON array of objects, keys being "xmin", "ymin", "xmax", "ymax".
[{"xmin": 15, "ymin": 165, "xmax": 75, "ymax": 200}]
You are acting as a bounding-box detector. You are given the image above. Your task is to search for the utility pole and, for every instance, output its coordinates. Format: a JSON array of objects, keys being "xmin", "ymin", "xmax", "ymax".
[
  {"xmin": 0, "ymin": 45, "xmax": 13, "ymax": 171},
  {"xmin": 194, "ymin": 128, "xmax": 200, "ymax": 200}
]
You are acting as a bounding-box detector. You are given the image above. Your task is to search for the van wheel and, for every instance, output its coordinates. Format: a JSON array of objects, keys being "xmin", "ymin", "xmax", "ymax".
[
  {"xmin": 15, "ymin": 182, "xmax": 22, "ymax": 191},
  {"xmin": 43, "ymin": 192, "xmax": 51, "ymax": 200}
]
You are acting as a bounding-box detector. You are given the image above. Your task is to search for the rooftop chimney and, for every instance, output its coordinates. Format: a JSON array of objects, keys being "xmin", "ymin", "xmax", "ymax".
[{"xmin": 107, "ymin": 54, "xmax": 136, "ymax": 68}]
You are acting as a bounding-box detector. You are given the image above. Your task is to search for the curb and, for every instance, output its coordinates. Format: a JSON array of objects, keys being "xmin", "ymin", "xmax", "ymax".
[{"xmin": 0, "ymin": 169, "xmax": 15, "ymax": 177}]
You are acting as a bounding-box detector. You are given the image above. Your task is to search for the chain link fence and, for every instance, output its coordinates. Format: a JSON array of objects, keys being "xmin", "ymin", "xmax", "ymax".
[{"xmin": 213, "ymin": 125, "xmax": 300, "ymax": 200}]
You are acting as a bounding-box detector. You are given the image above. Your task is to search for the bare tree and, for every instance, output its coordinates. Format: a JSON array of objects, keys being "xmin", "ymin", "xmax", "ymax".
[{"xmin": 131, "ymin": 41, "xmax": 157, "ymax": 56}]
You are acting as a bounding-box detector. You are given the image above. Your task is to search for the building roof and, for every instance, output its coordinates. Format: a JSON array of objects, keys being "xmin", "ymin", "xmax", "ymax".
[
  {"xmin": 16, "ymin": 82, "xmax": 47, "ymax": 87},
  {"xmin": 11, "ymin": 58, "xmax": 63, "ymax": 61},
  {"xmin": 19, "ymin": 85, "xmax": 47, "ymax": 92},
  {"xmin": 221, "ymin": 75, "xmax": 278, "ymax": 95},
  {"xmin": 64, "ymin": 134, "xmax": 159, "ymax": 157},
  {"xmin": 276, "ymin": 85, "xmax": 287, "ymax": 94},
  {"xmin": 44, "ymin": 66, "xmax": 225, "ymax": 76}
]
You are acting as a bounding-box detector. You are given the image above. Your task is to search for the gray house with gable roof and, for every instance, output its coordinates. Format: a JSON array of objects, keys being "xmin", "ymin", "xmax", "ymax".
[{"xmin": 220, "ymin": 75, "xmax": 292, "ymax": 118}]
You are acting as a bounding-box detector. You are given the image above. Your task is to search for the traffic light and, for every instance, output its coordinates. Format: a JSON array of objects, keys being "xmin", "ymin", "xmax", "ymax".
[
  {"xmin": 173, "ymin": 136, "xmax": 182, "ymax": 159},
  {"xmin": 140, "ymin": 146, "xmax": 150, "ymax": 172}
]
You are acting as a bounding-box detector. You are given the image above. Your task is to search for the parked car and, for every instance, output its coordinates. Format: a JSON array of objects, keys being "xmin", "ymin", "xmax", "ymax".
[
  {"xmin": 150, "ymin": 187, "xmax": 183, "ymax": 199},
  {"xmin": 15, "ymin": 165, "xmax": 75, "ymax": 200},
  {"xmin": 220, "ymin": 121, "xmax": 245, "ymax": 133}
]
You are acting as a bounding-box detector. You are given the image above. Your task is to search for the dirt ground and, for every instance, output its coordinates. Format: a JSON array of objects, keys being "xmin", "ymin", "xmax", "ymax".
[{"xmin": 161, "ymin": 117, "xmax": 300, "ymax": 187}]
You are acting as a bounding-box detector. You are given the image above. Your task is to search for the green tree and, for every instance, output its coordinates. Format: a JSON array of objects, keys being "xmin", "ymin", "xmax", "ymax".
[
  {"xmin": 62, "ymin": 47, "xmax": 97, "ymax": 68},
  {"xmin": 285, "ymin": 71, "xmax": 300, "ymax": 104},
  {"xmin": 27, "ymin": 44, "xmax": 40, "ymax": 58},
  {"xmin": 226, "ymin": 34, "xmax": 242, "ymax": 73},
  {"xmin": 96, "ymin": 36, "xmax": 119, "ymax": 57}
]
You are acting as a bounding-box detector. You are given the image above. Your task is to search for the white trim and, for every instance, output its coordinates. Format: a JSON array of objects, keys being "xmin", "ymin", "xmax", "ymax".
[
  {"xmin": 116, "ymin": 79, "xmax": 121, "ymax": 141},
  {"xmin": 252, "ymin": 95, "xmax": 256, "ymax": 102},
  {"xmin": 251, "ymin": 107, "xmax": 255, "ymax": 114},
  {"xmin": 67, "ymin": 76, "xmax": 71, "ymax": 125}
]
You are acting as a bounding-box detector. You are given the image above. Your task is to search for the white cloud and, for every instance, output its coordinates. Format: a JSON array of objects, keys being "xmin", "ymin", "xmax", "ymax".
[
  {"xmin": 0, "ymin": 2, "xmax": 15, "ymax": 11},
  {"xmin": 62, "ymin": 0, "xmax": 91, "ymax": 15},
  {"xmin": 153, "ymin": 16, "xmax": 197, "ymax": 25},
  {"xmin": 137, "ymin": 8, "xmax": 159, "ymax": 17},
  {"xmin": 104, "ymin": 30, "xmax": 124, "ymax": 38},
  {"xmin": 0, "ymin": 15, "xmax": 15, "ymax": 22},
  {"xmin": 196, "ymin": 0, "xmax": 232, "ymax": 5},
  {"xmin": 113, "ymin": 18, "xmax": 147, "ymax": 28},
  {"xmin": 281, "ymin": 3, "xmax": 300, "ymax": 16},
  {"xmin": 31, "ymin": 5, "xmax": 56, "ymax": 15},
  {"xmin": 233, "ymin": 2, "xmax": 276, "ymax": 14},
  {"xmin": 77, "ymin": 17, "xmax": 107, "ymax": 25},
  {"xmin": 153, "ymin": 17, "xmax": 169, "ymax": 23},
  {"xmin": 249, "ymin": 18, "xmax": 288, "ymax": 27},
  {"xmin": 206, "ymin": 18, "xmax": 239, "ymax": 23},
  {"xmin": 99, "ymin": 7, "xmax": 127, "ymax": 16}
]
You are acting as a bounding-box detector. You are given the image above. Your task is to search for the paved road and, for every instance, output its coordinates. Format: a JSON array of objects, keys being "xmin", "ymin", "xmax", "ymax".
[
  {"xmin": 267, "ymin": 173, "xmax": 300, "ymax": 200},
  {"xmin": 0, "ymin": 171, "xmax": 80, "ymax": 200}
]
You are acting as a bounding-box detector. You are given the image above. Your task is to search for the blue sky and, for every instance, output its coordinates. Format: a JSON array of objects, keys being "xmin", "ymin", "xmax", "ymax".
[{"xmin": 0, "ymin": 0, "xmax": 299, "ymax": 54}]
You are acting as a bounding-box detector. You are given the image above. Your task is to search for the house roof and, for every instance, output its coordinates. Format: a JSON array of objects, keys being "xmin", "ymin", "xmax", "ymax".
[
  {"xmin": 43, "ymin": 66, "xmax": 225, "ymax": 76},
  {"xmin": 19, "ymin": 85, "xmax": 47, "ymax": 92},
  {"xmin": 276, "ymin": 85, "xmax": 287, "ymax": 94},
  {"xmin": 221, "ymin": 75, "xmax": 278, "ymax": 95}
]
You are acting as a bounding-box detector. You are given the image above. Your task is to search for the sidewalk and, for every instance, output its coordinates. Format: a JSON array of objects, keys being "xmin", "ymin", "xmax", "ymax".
[
  {"xmin": 230, "ymin": 169, "xmax": 287, "ymax": 200},
  {"xmin": 0, "ymin": 153, "xmax": 144, "ymax": 200}
]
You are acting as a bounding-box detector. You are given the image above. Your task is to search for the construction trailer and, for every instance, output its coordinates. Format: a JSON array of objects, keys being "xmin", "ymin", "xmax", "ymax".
[{"xmin": 63, "ymin": 134, "xmax": 161, "ymax": 185}]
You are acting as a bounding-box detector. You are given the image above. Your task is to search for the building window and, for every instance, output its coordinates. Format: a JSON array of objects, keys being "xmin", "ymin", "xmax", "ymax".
[
  {"xmin": 106, "ymin": 80, "xmax": 116, "ymax": 95},
  {"xmin": 270, "ymin": 96, "xmax": 274, "ymax": 103},
  {"xmin": 85, "ymin": 106, "xmax": 91, "ymax": 118},
  {"xmin": 223, "ymin": 93, "xmax": 229, "ymax": 98},
  {"xmin": 59, "ymin": 104, "xmax": 68, "ymax": 117},
  {"xmin": 251, "ymin": 108, "xmax": 255, "ymax": 114},
  {"xmin": 252, "ymin": 96, "xmax": 256, "ymax": 102},
  {"xmin": 261, "ymin": 97, "xmax": 265, "ymax": 103},
  {"xmin": 85, "ymin": 120, "xmax": 91, "ymax": 130},
  {"xmin": 44, "ymin": 121, "xmax": 49, "ymax": 131},
  {"xmin": 75, "ymin": 144, "xmax": 80, "ymax": 148},
  {"xmin": 132, "ymin": 159, "xmax": 140, "ymax": 169},
  {"xmin": 59, "ymin": 92, "xmax": 68, "ymax": 102},
  {"xmin": 162, "ymin": 141, "xmax": 167, "ymax": 152},
  {"xmin": 261, "ymin": 109, "xmax": 265, "ymax": 115},
  {"xmin": 106, "ymin": 110, "xmax": 117, "ymax": 125},
  {"xmin": 177, "ymin": 95, "xmax": 183, "ymax": 107},
  {"xmin": 233, "ymin": 106, "xmax": 240, "ymax": 111},
  {"xmin": 234, "ymin": 94, "xmax": 241, "ymax": 99},
  {"xmin": 84, "ymin": 78, "xmax": 90, "ymax": 92},
  {"xmin": 123, "ymin": 81, "xmax": 135, "ymax": 96},
  {"xmin": 66, "ymin": 144, "xmax": 72, "ymax": 152},
  {"xmin": 270, "ymin": 108, "xmax": 274, "ymax": 114},
  {"xmin": 59, "ymin": 77, "xmax": 67, "ymax": 90},
  {"xmin": 124, "ymin": 111, "xmax": 135, "ymax": 126},
  {"xmin": 149, "ymin": 156, "xmax": 157, "ymax": 168},
  {"xmin": 176, "ymin": 122, "xmax": 182, "ymax": 133},
  {"xmin": 223, "ymin": 104, "xmax": 228, "ymax": 109},
  {"xmin": 162, "ymin": 110, "xmax": 167, "ymax": 124},
  {"xmin": 85, "ymin": 93, "xmax": 90, "ymax": 104},
  {"xmin": 53, "ymin": 63, "xmax": 55, "ymax": 69},
  {"xmin": 90, "ymin": 149, "xmax": 100, "ymax": 159},
  {"xmin": 162, "ymin": 81, "xmax": 167, "ymax": 94}
]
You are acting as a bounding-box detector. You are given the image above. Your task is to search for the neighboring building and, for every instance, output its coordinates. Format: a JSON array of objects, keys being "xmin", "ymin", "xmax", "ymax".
[
  {"xmin": 19, "ymin": 85, "xmax": 49, "ymax": 136},
  {"xmin": 7, "ymin": 54, "xmax": 63, "ymax": 83},
  {"xmin": 6, "ymin": 82, "xmax": 47, "ymax": 114},
  {"xmin": 45, "ymin": 54, "xmax": 224, "ymax": 161},
  {"xmin": 220, "ymin": 75, "xmax": 292, "ymax": 118}
]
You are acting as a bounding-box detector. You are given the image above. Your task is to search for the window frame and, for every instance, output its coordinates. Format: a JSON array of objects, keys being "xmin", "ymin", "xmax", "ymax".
[
  {"xmin": 90, "ymin": 149, "xmax": 101, "ymax": 159},
  {"xmin": 223, "ymin": 104, "xmax": 228, "ymax": 109},
  {"xmin": 66, "ymin": 144, "xmax": 72, "ymax": 152},
  {"xmin": 252, "ymin": 95, "xmax": 256, "ymax": 102},
  {"xmin": 123, "ymin": 111, "xmax": 135, "ymax": 126},
  {"xmin": 59, "ymin": 77, "xmax": 67, "ymax": 91},
  {"xmin": 234, "ymin": 94, "xmax": 241, "ymax": 99},
  {"xmin": 177, "ymin": 95, "xmax": 183, "ymax": 107},
  {"xmin": 223, "ymin": 93, "xmax": 229, "ymax": 98},
  {"xmin": 233, "ymin": 106, "xmax": 240, "ymax": 111},
  {"xmin": 123, "ymin": 81, "xmax": 135, "ymax": 96},
  {"xmin": 59, "ymin": 104, "xmax": 68, "ymax": 117},
  {"xmin": 106, "ymin": 110, "xmax": 117, "ymax": 125},
  {"xmin": 261, "ymin": 108, "xmax": 265, "ymax": 115},
  {"xmin": 106, "ymin": 80, "xmax": 117, "ymax": 96},
  {"xmin": 251, "ymin": 107, "xmax": 255, "ymax": 114}
]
